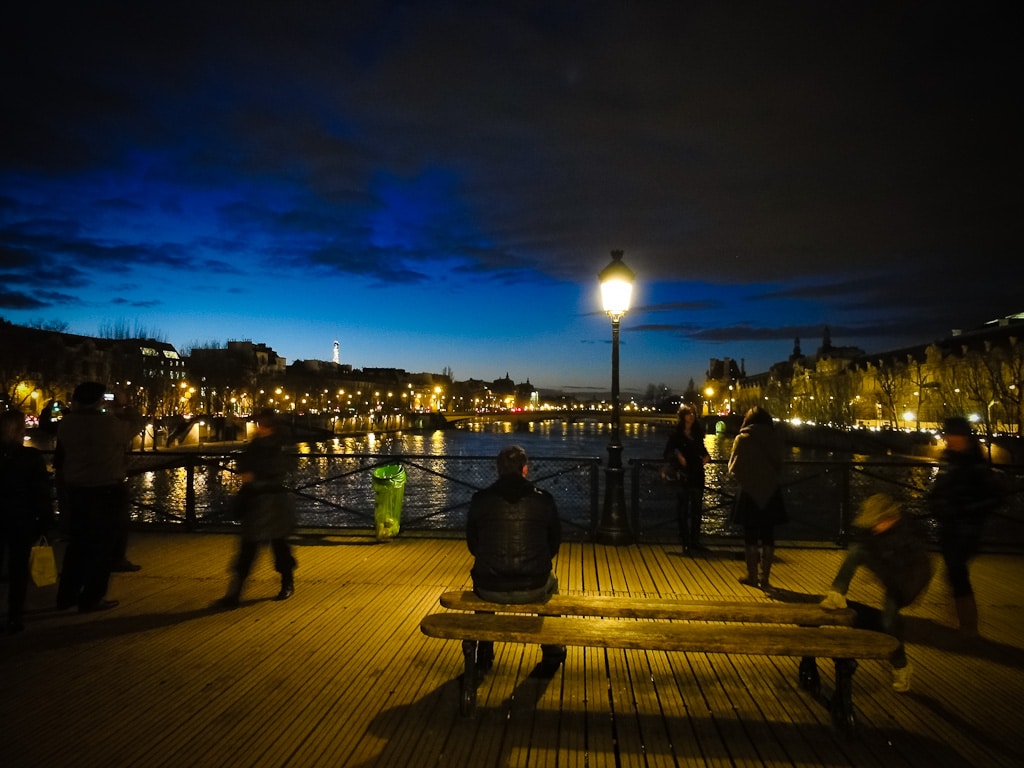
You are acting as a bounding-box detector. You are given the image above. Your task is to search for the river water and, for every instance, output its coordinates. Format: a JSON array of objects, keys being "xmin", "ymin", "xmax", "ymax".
[
  {"xmin": 279, "ymin": 420, "xmax": 876, "ymax": 541},
  {"xmin": 297, "ymin": 418, "xmax": 732, "ymax": 462}
]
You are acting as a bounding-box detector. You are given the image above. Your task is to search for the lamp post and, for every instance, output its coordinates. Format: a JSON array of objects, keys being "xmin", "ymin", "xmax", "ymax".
[{"xmin": 597, "ymin": 249, "xmax": 635, "ymax": 545}]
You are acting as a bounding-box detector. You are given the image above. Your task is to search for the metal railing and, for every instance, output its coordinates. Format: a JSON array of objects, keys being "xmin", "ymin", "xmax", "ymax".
[
  {"xmin": 629, "ymin": 458, "xmax": 1024, "ymax": 549},
  {"xmin": 124, "ymin": 452, "xmax": 601, "ymax": 538},
  {"xmin": 117, "ymin": 451, "xmax": 1024, "ymax": 548}
]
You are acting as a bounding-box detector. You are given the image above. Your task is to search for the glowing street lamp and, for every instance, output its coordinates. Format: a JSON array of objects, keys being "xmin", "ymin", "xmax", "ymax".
[{"xmin": 597, "ymin": 249, "xmax": 635, "ymax": 545}]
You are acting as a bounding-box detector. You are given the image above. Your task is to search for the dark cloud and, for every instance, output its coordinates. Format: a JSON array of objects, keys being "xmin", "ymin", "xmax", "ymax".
[{"xmin": 0, "ymin": 289, "xmax": 49, "ymax": 310}]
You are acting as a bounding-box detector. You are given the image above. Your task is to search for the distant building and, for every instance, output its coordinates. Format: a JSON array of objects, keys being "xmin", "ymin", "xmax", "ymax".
[
  {"xmin": 708, "ymin": 314, "xmax": 1023, "ymax": 434},
  {"xmin": 0, "ymin": 319, "xmax": 184, "ymax": 414}
]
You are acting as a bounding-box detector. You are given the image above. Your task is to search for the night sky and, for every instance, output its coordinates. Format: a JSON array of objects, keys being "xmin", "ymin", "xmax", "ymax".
[{"xmin": 2, "ymin": 1, "xmax": 1020, "ymax": 396}]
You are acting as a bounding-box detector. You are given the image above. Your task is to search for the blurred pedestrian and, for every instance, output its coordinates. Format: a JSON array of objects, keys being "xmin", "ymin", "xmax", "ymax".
[
  {"xmin": 926, "ymin": 416, "xmax": 1002, "ymax": 636},
  {"xmin": 661, "ymin": 404, "xmax": 710, "ymax": 555},
  {"xmin": 215, "ymin": 409, "xmax": 297, "ymax": 608},
  {"xmin": 54, "ymin": 383, "xmax": 139, "ymax": 613},
  {"xmin": 467, "ymin": 445, "xmax": 564, "ymax": 674},
  {"xmin": 728, "ymin": 406, "xmax": 786, "ymax": 590},
  {"xmin": 1, "ymin": 411, "xmax": 54, "ymax": 632},
  {"xmin": 820, "ymin": 493, "xmax": 932, "ymax": 692}
]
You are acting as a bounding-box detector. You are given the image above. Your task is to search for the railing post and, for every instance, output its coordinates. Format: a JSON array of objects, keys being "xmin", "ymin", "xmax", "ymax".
[
  {"xmin": 837, "ymin": 464, "xmax": 851, "ymax": 546},
  {"xmin": 590, "ymin": 461, "xmax": 600, "ymax": 538},
  {"xmin": 185, "ymin": 462, "xmax": 197, "ymax": 530},
  {"xmin": 629, "ymin": 461, "xmax": 641, "ymax": 540}
]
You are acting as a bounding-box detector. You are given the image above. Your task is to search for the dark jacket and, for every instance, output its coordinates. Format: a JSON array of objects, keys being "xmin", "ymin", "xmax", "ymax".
[
  {"xmin": 662, "ymin": 428, "xmax": 710, "ymax": 488},
  {"xmin": 728, "ymin": 422, "xmax": 787, "ymax": 525},
  {"xmin": 927, "ymin": 445, "xmax": 1001, "ymax": 549},
  {"xmin": 54, "ymin": 407, "xmax": 139, "ymax": 487},
  {"xmin": 855, "ymin": 515, "xmax": 932, "ymax": 608},
  {"xmin": 235, "ymin": 431, "xmax": 295, "ymax": 541},
  {"xmin": 467, "ymin": 474, "xmax": 561, "ymax": 592},
  {"xmin": 0, "ymin": 442, "xmax": 53, "ymax": 537}
]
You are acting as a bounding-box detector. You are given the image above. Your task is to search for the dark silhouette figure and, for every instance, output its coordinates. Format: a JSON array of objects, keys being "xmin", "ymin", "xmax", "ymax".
[
  {"xmin": 662, "ymin": 404, "xmax": 711, "ymax": 555},
  {"xmin": 54, "ymin": 383, "xmax": 139, "ymax": 613},
  {"xmin": 1, "ymin": 411, "xmax": 53, "ymax": 631},
  {"xmin": 215, "ymin": 410, "xmax": 297, "ymax": 608},
  {"xmin": 927, "ymin": 416, "xmax": 1002, "ymax": 636}
]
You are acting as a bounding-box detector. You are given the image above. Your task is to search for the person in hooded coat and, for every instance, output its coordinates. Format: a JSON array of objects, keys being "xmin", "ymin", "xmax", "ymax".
[
  {"xmin": 728, "ymin": 406, "xmax": 786, "ymax": 590},
  {"xmin": 820, "ymin": 493, "xmax": 932, "ymax": 692}
]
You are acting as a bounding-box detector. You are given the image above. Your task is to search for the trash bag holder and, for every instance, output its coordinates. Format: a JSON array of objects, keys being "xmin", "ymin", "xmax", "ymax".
[{"xmin": 371, "ymin": 463, "xmax": 406, "ymax": 540}]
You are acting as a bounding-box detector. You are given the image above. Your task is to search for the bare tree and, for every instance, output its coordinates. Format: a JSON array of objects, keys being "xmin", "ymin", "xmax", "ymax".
[{"xmin": 872, "ymin": 356, "xmax": 908, "ymax": 429}]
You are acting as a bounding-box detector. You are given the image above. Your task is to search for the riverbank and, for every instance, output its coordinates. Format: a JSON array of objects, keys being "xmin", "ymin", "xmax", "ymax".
[{"xmin": 779, "ymin": 422, "xmax": 1023, "ymax": 465}]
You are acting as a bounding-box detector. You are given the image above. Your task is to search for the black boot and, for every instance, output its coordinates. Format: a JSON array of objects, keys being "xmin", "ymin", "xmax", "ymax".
[
  {"xmin": 760, "ymin": 545, "xmax": 775, "ymax": 590},
  {"xmin": 689, "ymin": 510, "xmax": 703, "ymax": 551},
  {"xmin": 739, "ymin": 546, "xmax": 759, "ymax": 587},
  {"xmin": 678, "ymin": 508, "xmax": 690, "ymax": 555},
  {"xmin": 798, "ymin": 656, "xmax": 821, "ymax": 696},
  {"xmin": 275, "ymin": 572, "xmax": 294, "ymax": 601},
  {"xmin": 476, "ymin": 640, "xmax": 494, "ymax": 673},
  {"xmin": 830, "ymin": 658, "xmax": 859, "ymax": 735}
]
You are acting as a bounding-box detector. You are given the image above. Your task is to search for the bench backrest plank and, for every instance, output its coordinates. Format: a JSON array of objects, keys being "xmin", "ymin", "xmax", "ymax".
[
  {"xmin": 420, "ymin": 613, "xmax": 898, "ymax": 659},
  {"xmin": 439, "ymin": 591, "xmax": 856, "ymax": 627}
]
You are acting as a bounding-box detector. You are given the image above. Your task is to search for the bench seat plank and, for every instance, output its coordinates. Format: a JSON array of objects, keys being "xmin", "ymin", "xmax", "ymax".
[
  {"xmin": 421, "ymin": 613, "xmax": 898, "ymax": 659},
  {"xmin": 438, "ymin": 590, "xmax": 856, "ymax": 627}
]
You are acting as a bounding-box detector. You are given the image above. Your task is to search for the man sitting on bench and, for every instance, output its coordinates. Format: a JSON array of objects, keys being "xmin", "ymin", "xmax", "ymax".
[{"xmin": 466, "ymin": 445, "xmax": 565, "ymax": 675}]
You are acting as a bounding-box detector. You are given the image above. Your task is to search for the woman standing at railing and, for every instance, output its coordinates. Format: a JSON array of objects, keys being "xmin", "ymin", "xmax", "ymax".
[
  {"xmin": 728, "ymin": 406, "xmax": 787, "ymax": 590},
  {"xmin": 662, "ymin": 404, "xmax": 710, "ymax": 555}
]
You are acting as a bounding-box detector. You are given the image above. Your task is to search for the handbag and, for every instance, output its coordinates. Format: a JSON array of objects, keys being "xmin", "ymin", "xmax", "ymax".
[{"xmin": 30, "ymin": 536, "xmax": 58, "ymax": 587}]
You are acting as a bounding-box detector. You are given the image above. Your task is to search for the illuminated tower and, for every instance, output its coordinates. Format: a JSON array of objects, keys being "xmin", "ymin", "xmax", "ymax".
[{"xmin": 333, "ymin": 340, "xmax": 339, "ymax": 364}]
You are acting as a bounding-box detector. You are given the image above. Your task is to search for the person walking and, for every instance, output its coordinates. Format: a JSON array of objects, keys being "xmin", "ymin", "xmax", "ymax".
[
  {"xmin": 466, "ymin": 445, "xmax": 564, "ymax": 675},
  {"xmin": 54, "ymin": 382, "xmax": 140, "ymax": 613},
  {"xmin": 926, "ymin": 416, "xmax": 1002, "ymax": 636},
  {"xmin": 215, "ymin": 409, "xmax": 297, "ymax": 608},
  {"xmin": 662, "ymin": 404, "xmax": 710, "ymax": 555},
  {"xmin": 728, "ymin": 406, "xmax": 786, "ymax": 590},
  {"xmin": 820, "ymin": 493, "xmax": 932, "ymax": 692},
  {"xmin": 1, "ymin": 411, "xmax": 54, "ymax": 632}
]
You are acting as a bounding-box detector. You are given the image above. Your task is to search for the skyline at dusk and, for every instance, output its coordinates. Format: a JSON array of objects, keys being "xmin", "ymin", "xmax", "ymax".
[{"xmin": 3, "ymin": 2, "xmax": 1020, "ymax": 396}]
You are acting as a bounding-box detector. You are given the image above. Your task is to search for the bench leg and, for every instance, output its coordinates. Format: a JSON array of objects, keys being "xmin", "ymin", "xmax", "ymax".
[
  {"xmin": 830, "ymin": 658, "xmax": 858, "ymax": 736},
  {"xmin": 460, "ymin": 640, "xmax": 478, "ymax": 717},
  {"xmin": 798, "ymin": 656, "xmax": 821, "ymax": 697}
]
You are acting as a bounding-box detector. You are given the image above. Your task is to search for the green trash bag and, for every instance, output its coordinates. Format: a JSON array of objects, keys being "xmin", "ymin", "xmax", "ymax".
[{"xmin": 372, "ymin": 464, "xmax": 406, "ymax": 540}]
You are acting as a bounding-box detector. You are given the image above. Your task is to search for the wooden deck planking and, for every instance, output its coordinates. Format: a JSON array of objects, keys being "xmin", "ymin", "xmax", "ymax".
[{"xmin": 4, "ymin": 533, "xmax": 1024, "ymax": 767}]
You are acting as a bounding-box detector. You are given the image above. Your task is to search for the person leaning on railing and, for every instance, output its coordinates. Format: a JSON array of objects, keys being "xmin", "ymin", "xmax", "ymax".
[{"xmin": 661, "ymin": 404, "xmax": 711, "ymax": 556}]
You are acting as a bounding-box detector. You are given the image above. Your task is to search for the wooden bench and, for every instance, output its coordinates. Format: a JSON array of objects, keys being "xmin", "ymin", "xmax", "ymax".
[
  {"xmin": 439, "ymin": 590, "xmax": 859, "ymax": 625},
  {"xmin": 420, "ymin": 591, "xmax": 899, "ymax": 734}
]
